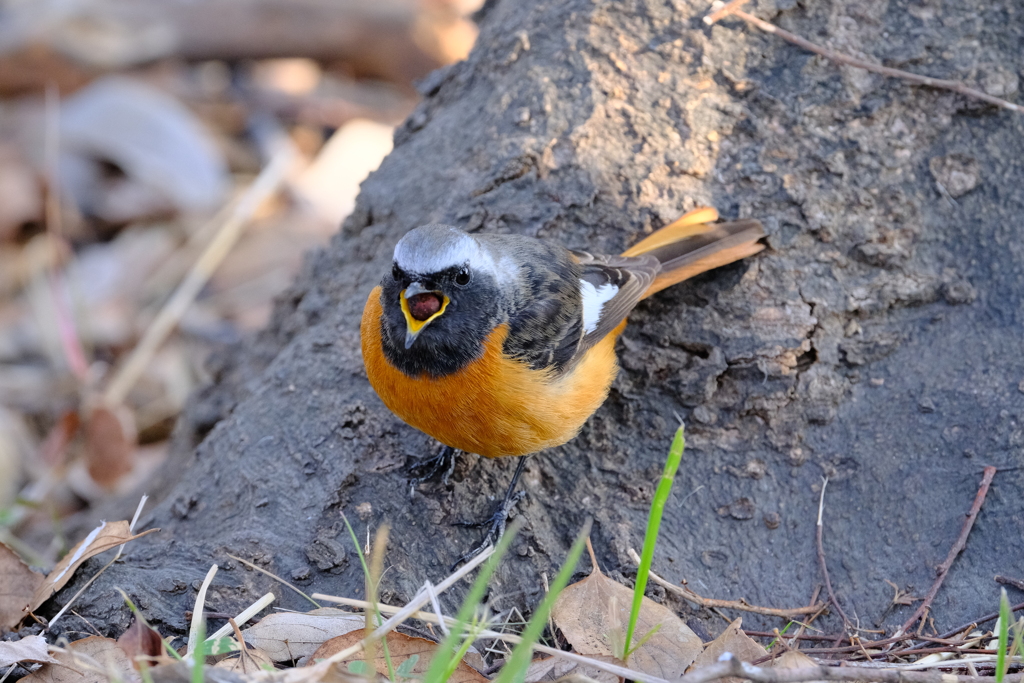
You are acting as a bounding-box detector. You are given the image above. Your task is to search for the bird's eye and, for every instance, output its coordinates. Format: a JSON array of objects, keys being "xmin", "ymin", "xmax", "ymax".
[
  {"xmin": 392, "ymin": 263, "xmax": 401, "ymax": 280},
  {"xmin": 455, "ymin": 269, "xmax": 471, "ymax": 286}
]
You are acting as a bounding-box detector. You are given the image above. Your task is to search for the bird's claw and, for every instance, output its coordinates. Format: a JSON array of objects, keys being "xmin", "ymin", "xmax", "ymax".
[
  {"xmin": 407, "ymin": 444, "xmax": 458, "ymax": 495},
  {"xmin": 450, "ymin": 490, "xmax": 526, "ymax": 570}
]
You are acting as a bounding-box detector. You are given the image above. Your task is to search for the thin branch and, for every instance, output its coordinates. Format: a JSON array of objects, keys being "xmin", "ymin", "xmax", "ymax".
[
  {"xmin": 703, "ymin": 0, "xmax": 750, "ymax": 25},
  {"xmin": 626, "ymin": 548, "xmax": 824, "ymax": 619},
  {"xmin": 225, "ymin": 553, "xmax": 320, "ymax": 609},
  {"xmin": 899, "ymin": 466, "xmax": 998, "ymax": 636},
  {"xmin": 704, "ymin": 5, "xmax": 1024, "ymax": 115},
  {"xmin": 817, "ymin": 477, "xmax": 851, "ymax": 629},
  {"xmin": 205, "ymin": 592, "xmax": 275, "ymax": 642},
  {"xmin": 103, "ymin": 140, "xmax": 295, "ymax": 405},
  {"xmin": 996, "ymin": 576, "xmax": 1024, "ymax": 592},
  {"xmin": 936, "ymin": 601, "xmax": 1024, "ymax": 640},
  {"xmin": 787, "ymin": 584, "xmax": 825, "ymax": 648},
  {"xmin": 679, "ymin": 653, "xmax": 1024, "ymax": 683}
]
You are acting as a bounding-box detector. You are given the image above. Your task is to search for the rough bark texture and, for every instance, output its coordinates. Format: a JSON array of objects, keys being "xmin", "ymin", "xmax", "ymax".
[{"xmin": 58, "ymin": 0, "xmax": 1024, "ymax": 641}]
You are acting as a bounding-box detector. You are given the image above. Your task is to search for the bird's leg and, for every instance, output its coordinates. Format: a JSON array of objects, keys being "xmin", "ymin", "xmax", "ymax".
[
  {"xmin": 451, "ymin": 455, "xmax": 529, "ymax": 569},
  {"xmin": 407, "ymin": 443, "xmax": 458, "ymax": 494}
]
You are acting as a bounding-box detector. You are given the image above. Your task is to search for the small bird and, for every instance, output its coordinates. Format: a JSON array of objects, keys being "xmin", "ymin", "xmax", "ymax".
[{"xmin": 360, "ymin": 207, "xmax": 765, "ymax": 560}]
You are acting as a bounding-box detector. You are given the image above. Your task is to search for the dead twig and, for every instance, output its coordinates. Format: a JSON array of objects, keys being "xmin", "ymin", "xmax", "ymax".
[
  {"xmin": 702, "ymin": 4, "xmax": 1024, "ymax": 115},
  {"xmin": 787, "ymin": 585, "xmax": 825, "ymax": 648},
  {"xmin": 899, "ymin": 466, "xmax": 998, "ymax": 636},
  {"xmin": 816, "ymin": 477, "xmax": 851, "ymax": 629},
  {"xmin": 626, "ymin": 548, "xmax": 824, "ymax": 619},
  {"xmin": 680, "ymin": 653, "xmax": 1024, "ymax": 683},
  {"xmin": 103, "ymin": 140, "xmax": 296, "ymax": 406},
  {"xmin": 746, "ymin": 630, "xmax": 844, "ymax": 642},
  {"xmin": 703, "ymin": 0, "xmax": 750, "ymax": 25},
  {"xmin": 996, "ymin": 576, "xmax": 1024, "ymax": 592},
  {"xmin": 936, "ymin": 601, "xmax": 1024, "ymax": 640}
]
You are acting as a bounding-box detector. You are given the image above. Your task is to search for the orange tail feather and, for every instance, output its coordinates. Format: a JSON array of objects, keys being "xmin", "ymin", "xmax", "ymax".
[{"xmin": 623, "ymin": 211, "xmax": 766, "ymax": 299}]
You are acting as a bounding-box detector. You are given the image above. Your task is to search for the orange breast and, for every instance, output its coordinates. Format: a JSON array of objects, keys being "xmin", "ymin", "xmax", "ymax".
[{"xmin": 360, "ymin": 286, "xmax": 625, "ymax": 458}]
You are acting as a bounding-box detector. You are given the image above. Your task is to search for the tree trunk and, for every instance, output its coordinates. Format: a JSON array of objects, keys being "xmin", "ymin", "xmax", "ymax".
[{"xmin": 59, "ymin": 0, "xmax": 1024, "ymax": 640}]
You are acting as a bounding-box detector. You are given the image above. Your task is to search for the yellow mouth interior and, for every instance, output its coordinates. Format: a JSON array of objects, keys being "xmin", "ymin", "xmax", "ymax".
[{"xmin": 400, "ymin": 289, "xmax": 450, "ymax": 335}]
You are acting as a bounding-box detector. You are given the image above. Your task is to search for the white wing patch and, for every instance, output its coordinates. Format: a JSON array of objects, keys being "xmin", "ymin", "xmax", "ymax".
[{"xmin": 580, "ymin": 279, "xmax": 619, "ymax": 334}]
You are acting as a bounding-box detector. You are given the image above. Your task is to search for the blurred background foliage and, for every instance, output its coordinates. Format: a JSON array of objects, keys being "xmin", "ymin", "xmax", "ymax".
[{"xmin": 0, "ymin": 0, "xmax": 482, "ymax": 567}]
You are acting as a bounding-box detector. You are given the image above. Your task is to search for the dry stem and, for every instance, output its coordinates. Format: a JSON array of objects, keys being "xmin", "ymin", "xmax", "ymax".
[
  {"xmin": 704, "ymin": 4, "xmax": 1023, "ymax": 115},
  {"xmin": 680, "ymin": 653, "xmax": 1024, "ymax": 683},
  {"xmin": 627, "ymin": 548, "xmax": 823, "ymax": 619},
  {"xmin": 899, "ymin": 466, "xmax": 998, "ymax": 636},
  {"xmin": 817, "ymin": 477, "xmax": 851, "ymax": 629},
  {"xmin": 103, "ymin": 142, "xmax": 295, "ymax": 406}
]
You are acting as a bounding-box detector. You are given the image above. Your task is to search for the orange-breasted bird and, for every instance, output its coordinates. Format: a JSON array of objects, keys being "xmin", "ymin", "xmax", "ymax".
[{"xmin": 360, "ymin": 207, "xmax": 765, "ymax": 560}]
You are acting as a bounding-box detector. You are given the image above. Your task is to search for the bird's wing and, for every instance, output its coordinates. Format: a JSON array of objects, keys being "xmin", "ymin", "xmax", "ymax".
[{"xmin": 569, "ymin": 250, "xmax": 660, "ymax": 360}]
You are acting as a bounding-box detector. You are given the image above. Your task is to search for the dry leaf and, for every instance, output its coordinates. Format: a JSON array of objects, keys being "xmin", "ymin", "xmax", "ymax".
[
  {"xmin": 552, "ymin": 561, "xmax": 702, "ymax": 681},
  {"xmin": 0, "ymin": 635, "xmax": 59, "ymax": 667},
  {"xmin": 22, "ymin": 636, "xmax": 134, "ymax": 683},
  {"xmin": 215, "ymin": 646, "xmax": 275, "ymax": 674},
  {"xmin": 84, "ymin": 404, "xmax": 137, "ymax": 490},
  {"xmin": 0, "ymin": 542, "xmax": 44, "ymax": 630},
  {"xmin": 27, "ymin": 521, "xmax": 157, "ymax": 613},
  {"xmin": 117, "ymin": 617, "xmax": 165, "ymax": 669},
  {"xmin": 524, "ymin": 654, "xmax": 618, "ymax": 683},
  {"xmin": 59, "ymin": 76, "xmax": 229, "ymax": 222},
  {"xmin": 308, "ymin": 631, "xmax": 486, "ymax": 683},
  {"xmin": 274, "ymin": 658, "xmax": 369, "ymax": 683},
  {"xmin": 688, "ymin": 618, "xmax": 765, "ymax": 683},
  {"xmin": 241, "ymin": 608, "xmax": 363, "ymax": 662},
  {"xmin": 772, "ymin": 650, "xmax": 825, "ymax": 683}
]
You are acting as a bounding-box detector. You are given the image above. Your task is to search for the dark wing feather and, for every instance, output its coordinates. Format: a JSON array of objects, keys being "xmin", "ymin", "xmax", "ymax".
[{"xmin": 571, "ymin": 250, "xmax": 660, "ymax": 360}]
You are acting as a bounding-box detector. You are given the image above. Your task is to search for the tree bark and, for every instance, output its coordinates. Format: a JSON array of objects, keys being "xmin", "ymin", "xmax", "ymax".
[{"xmin": 58, "ymin": 0, "xmax": 1024, "ymax": 641}]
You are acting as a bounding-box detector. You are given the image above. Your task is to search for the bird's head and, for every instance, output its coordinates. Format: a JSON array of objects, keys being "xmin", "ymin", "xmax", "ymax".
[{"xmin": 378, "ymin": 224, "xmax": 512, "ymax": 377}]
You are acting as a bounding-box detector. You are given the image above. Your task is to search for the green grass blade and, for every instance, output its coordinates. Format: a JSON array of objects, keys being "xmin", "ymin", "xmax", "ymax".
[
  {"xmin": 766, "ymin": 622, "xmax": 793, "ymax": 650},
  {"xmin": 341, "ymin": 516, "xmax": 395, "ymax": 681},
  {"xmin": 422, "ymin": 521, "xmax": 521, "ymax": 683},
  {"xmin": 191, "ymin": 620, "xmax": 206, "ymax": 683},
  {"xmin": 997, "ymin": 588, "xmax": 1010, "ymax": 683},
  {"xmin": 494, "ymin": 520, "xmax": 592, "ymax": 683},
  {"xmin": 623, "ymin": 424, "xmax": 685, "ymax": 659},
  {"xmin": 442, "ymin": 616, "xmax": 485, "ymax": 681}
]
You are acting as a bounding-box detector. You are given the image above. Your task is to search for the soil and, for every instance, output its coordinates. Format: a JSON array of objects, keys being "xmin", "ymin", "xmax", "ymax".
[{"xmin": 57, "ymin": 0, "xmax": 1024, "ymax": 643}]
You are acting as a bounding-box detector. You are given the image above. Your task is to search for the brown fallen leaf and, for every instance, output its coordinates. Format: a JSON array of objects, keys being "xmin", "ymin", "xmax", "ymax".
[
  {"xmin": 275, "ymin": 658, "xmax": 370, "ymax": 683},
  {"xmin": 241, "ymin": 608, "xmax": 363, "ymax": 662},
  {"xmin": 0, "ymin": 542, "xmax": 44, "ymax": 630},
  {"xmin": 688, "ymin": 618, "xmax": 766, "ymax": 683},
  {"xmin": 307, "ymin": 631, "xmax": 486, "ymax": 683},
  {"xmin": 772, "ymin": 650, "xmax": 824, "ymax": 681},
  {"xmin": 524, "ymin": 654, "xmax": 618, "ymax": 683},
  {"xmin": 0, "ymin": 635, "xmax": 59, "ymax": 667},
  {"xmin": 84, "ymin": 404, "xmax": 137, "ymax": 491},
  {"xmin": 22, "ymin": 636, "xmax": 134, "ymax": 683},
  {"xmin": 26, "ymin": 520, "xmax": 158, "ymax": 613},
  {"xmin": 551, "ymin": 553, "xmax": 702, "ymax": 681},
  {"xmin": 214, "ymin": 646, "xmax": 275, "ymax": 674},
  {"xmin": 117, "ymin": 616, "xmax": 166, "ymax": 669}
]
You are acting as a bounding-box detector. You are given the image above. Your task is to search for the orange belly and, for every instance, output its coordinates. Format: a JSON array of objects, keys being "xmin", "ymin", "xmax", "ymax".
[{"xmin": 360, "ymin": 286, "xmax": 625, "ymax": 458}]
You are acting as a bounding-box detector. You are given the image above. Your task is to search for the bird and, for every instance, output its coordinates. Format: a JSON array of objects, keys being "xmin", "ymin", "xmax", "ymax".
[{"xmin": 360, "ymin": 206, "xmax": 765, "ymax": 562}]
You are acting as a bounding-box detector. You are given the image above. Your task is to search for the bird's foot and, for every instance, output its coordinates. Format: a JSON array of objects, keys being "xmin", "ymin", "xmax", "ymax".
[
  {"xmin": 407, "ymin": 444, "xmax": 458, "ymax": 495},
  {"xmin": 450, "ymin": 490, "xmax": 526, "ymax": 570}
]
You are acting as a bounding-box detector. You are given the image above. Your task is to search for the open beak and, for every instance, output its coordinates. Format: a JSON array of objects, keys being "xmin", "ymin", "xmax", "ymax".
[{"xmin": 399, "ymin": 282, "xmax": 449, "ymax": 349}]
